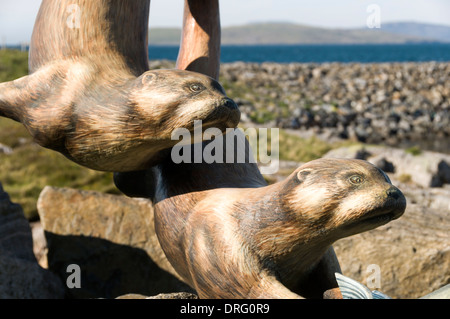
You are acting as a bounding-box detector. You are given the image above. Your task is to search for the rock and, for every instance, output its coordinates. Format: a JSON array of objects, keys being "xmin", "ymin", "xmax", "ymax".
[
  {"xmin": 30, "ymin": 221, "xmax": 48, "ymax": 268},
  {"xmin": 37, "ymin": 186, "xmax": 193, "ymax": 299},
  {"xmin": 354, "ymin": 148, "xmax": 372, "ymax": 160},
  {"xmin": 430, "ymin": 160, "xmax": 450, "ymax": 187},
  {"xmin": 334, "ymin": 181, "xmax": 450, "ymax": 299},
  {"xmin": 219, "ymin": 62, "xmax": 450, "ymax": 153},
  {"xmin": 0, "ymin": 182, "xmax": 65, "ymax": 299},
  {"xmin": 0, "ymin": 143, "xmax": 13, "ymax": 155},
  {"xmin": 374, "ymin": 158, "xmax": 395, "ymax": 173}
]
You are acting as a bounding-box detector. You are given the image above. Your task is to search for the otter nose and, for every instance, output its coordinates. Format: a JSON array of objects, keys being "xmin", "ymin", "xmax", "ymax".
[
  {"xmin": 221, "ymin": 98, "xmax": 238, "ymax": 110},
  {"xmin": 386, "ymin": 187, "xmax": 401, "ymax": 200}
]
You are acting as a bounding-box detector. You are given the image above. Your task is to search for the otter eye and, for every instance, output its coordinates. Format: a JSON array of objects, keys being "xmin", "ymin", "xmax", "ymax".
[
  {"xmin": 189, "ymin": 83, "xmax": 204, "ymax": 92},
  {"xmin": 296, "ymin": 169, "xmax": 311, "ymax": 183},
  {"xmin": 349, "ymin": 175, "xmax": 364, "ymax": 185}
]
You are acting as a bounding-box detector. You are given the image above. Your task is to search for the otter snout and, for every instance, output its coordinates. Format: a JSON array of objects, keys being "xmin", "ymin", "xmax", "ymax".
[
  {"xmin": 386, "ymin": 187, "xmax": 402, "ymax": 200},
  {"xmin": 386, "ymin": 186, "xmax": 407, "ymax": 219},
  {"xmin": 207, "ymin": 97, "xmax": 241, "ymax": 129},
  {"xmin": 221, "ymin": 97, "xmax": 238, "ymax": 110}
]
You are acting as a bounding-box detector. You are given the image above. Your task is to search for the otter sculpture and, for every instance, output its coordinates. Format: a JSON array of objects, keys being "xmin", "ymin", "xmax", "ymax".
[{"xmin": 0, "ymin": 0, "xmax": 239, "ymax": 172}]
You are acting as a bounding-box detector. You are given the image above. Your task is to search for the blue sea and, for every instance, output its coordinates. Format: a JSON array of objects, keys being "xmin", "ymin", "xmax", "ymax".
[{"xmin": 149, "ymin": 43, "xmax": 450, "ymax": 63}]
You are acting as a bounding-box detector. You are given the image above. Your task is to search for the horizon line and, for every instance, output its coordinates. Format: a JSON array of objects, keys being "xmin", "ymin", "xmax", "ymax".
[
  {"xmin": 148, "ymin": 19, "xmax": 450, "ymax": 30},
  {"xmin": 2, "ymin": 20, "xmax": 450, "ymax": 46}
]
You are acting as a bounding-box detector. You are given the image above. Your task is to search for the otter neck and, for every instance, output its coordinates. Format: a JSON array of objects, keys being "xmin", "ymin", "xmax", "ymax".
[{"xmin": 245, "ymin": 184, "xmax": 335, "ymax": 271}]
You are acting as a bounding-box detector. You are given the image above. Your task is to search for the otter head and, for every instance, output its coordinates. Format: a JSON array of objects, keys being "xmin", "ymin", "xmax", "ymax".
[
  {"xmin": 285, "ymin": 158, "xmax": 406, "ymax": 242},
  {"xmin": 131, "ymin": 69, "xmax": 240, "ymax": 139}
]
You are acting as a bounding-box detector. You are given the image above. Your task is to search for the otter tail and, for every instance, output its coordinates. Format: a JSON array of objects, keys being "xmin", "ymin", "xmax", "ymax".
[
  {"xmin": 29, "ymin": 0, "xmax": 150, "ymax": 75},
  {"xmin": 0, "ymin": 63, "xmax": 61, "ymax": 124},
  {"xmin": 0, "ymin": 76, "xmax": 29, "ymax": 123}
]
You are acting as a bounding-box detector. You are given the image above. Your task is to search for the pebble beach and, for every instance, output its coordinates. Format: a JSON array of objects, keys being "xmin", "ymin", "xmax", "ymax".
[{"xmin": 218, "ymin": 61, "xmax": 450, "ymax": 153}]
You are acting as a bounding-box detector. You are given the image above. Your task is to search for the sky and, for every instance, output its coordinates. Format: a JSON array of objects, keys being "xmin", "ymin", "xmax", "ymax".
[{"xmin": 0, "ymin": 0, "xmax": 449, "ymax": 44}]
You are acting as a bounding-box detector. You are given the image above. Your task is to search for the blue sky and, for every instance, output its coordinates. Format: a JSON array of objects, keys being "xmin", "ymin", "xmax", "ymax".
[{"xmin": 1, "ymin": 0, "xmax": 449, "ymax": 44}]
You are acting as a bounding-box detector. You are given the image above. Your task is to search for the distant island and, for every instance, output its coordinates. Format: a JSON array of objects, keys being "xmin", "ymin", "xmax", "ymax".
[{"xmin": 148, "ymin": 21, "xmax": 450, "ymax": 45}]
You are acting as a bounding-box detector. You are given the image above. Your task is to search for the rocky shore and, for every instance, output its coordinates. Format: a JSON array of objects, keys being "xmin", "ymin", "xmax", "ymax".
[
  {"xmin": 147, "ymin": 60, "xmax": 450, "ymax": 153},
  {"xmin": 218, "ymin": 62, "xmax": 450, "ymax": 153}
]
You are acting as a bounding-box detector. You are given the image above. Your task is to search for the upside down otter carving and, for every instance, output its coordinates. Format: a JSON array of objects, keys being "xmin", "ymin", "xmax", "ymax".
[{"xmin": 0, "ymin": 0, "xmax": 239, "ymax": 172}]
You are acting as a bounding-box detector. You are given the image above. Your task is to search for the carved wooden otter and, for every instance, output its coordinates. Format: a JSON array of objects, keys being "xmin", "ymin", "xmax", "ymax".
[
  {"xmin": 0, "ymin": 0, "xmax": 239, "ymax": 172},
  {"xmin": 150, "ymin": 158, "xmax": 406, "ymax": 299},
  {"xmin": 0, "ymin": 66, "xmax": 239, "ymax": 171}
]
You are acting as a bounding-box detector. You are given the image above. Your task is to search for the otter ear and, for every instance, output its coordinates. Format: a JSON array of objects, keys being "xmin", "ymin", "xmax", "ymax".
[
  {"xmin": 296, "ymin": 169, "xmax": 312, "ymax": 183},
  {"xmin": 141, "ymin": 73, "xmax": 157, "ymax": 85}
]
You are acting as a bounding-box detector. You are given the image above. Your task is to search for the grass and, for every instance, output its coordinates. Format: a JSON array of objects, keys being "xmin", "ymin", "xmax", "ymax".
[
  {"xmin": 0, "ymin": 49, "xmax": 29, "ymax": 81},
  {"xmin": 241, "ymin": 126, "xmax": 343, "ymax": 163},
  {"xmin": 405, "ymin": 145, "xmax": 422, "ymax": 156},
  {"xmin": 398, "ymin": 173, "xmax": 412, "ymax": 184},
  {"xmin": 278, "ymin": 130, "xmax": 333, "ymax": 162},
  {"xmin": 249, "ymin": 108, "xmax": 276, "ymax": 124}
]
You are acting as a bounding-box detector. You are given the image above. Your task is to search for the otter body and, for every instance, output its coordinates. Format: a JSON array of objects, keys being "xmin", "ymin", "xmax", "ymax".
[
  {"xmin": 0, "ymin": 63, "xmax": 239, "ymax": 171},
  {"xmin": 150, "ymin": 158, "xmax": 406, "ymax": 298}
]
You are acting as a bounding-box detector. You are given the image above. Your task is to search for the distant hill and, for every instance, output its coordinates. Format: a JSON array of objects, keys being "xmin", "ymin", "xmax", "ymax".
[
  {"xmin": 381, "ymin": 22, "xmax": 450, "ymax": 43},
  {"xmin": 148, "ymin": 22, "xmax": 450, "ymax": 45},
  {"xmin": 148, "ymin": 28, "xmax": 181, "ymax": 45},
  {"xmin": 219, "ymin": 23, "xmax": 429, "ymax": 45}
]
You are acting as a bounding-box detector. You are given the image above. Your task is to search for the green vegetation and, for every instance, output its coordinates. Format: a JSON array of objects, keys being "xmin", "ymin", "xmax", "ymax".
[
  {"xmin": 0, "ymin": 50, "xmax": 118, "ymax": 220},
  {"xmin": 278, "ymin": 130, "xmax": 333, "ymax": 162},
  {"xmin": 249, "ymin": 108, "xmax": 276, "ymax": 124},
  {"xmin": 398, "ymin": 173, "xmax": 412, "ymax": 184},
  {"xmin": 405, "ymin": 145, "xmax": 422, "ymax": 156},
  {"xmin": 242, "ymin": 126, "xmax": 341, "ymax": 163},
  {"xmin": 0, "ymin": 49, "xmax": 29, "ymax": 81}
]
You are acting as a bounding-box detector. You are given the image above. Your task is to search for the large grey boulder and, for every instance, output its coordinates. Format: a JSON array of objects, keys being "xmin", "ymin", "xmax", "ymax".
[
  {"xmin": 0, "ymin": 182, "xmax": 64, "ymax": 299},
  {"xmin": 37, "ymin": 186, "xmax": 192, "ymax": 299}
]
